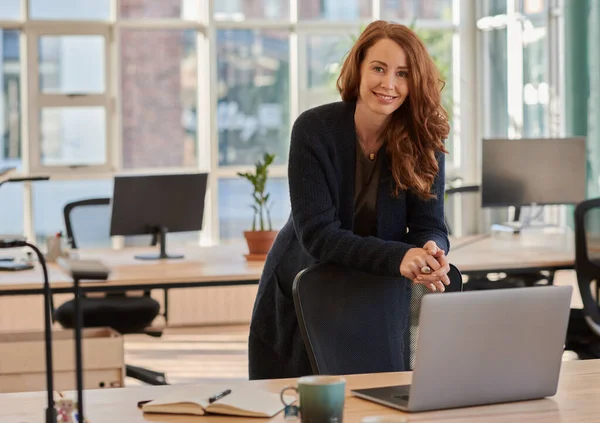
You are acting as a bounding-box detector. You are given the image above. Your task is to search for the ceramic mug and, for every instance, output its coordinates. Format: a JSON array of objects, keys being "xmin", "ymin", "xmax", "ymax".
[{"xmin": 280, "ymin": 375, "xmax": 346, "ymax": 423}]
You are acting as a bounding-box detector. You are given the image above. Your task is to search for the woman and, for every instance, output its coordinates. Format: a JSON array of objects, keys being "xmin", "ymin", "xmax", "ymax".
[{"xmin": 249, "ymin": 20, "xmax": 451, "ymax": 379}]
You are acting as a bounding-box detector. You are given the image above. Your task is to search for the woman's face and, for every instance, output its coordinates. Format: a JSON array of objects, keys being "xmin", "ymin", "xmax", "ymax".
[{"xmin": 358, "ymin": 38, "xmax": 410, "ymax": 117}]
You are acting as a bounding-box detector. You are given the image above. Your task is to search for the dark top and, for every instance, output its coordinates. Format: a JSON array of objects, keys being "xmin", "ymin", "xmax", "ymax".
[
  {"xmin": 248, "ymin": 101, "xmax": 449, "ymax": 380},
  {"xmin": 353, "ymin": 139, "xmax": 383, "ymax": 237}
]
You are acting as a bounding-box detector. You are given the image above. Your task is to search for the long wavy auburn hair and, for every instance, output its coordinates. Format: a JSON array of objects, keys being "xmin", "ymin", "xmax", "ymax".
[{"xmin": 337, "ymin": 20, "xmax": 450, "ymax": 200}]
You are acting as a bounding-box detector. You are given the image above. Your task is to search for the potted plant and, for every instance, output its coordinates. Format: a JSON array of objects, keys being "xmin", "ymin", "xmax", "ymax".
[{"xmin": 237, "ymin": 153, "xmax": 278, "ymax": 260}]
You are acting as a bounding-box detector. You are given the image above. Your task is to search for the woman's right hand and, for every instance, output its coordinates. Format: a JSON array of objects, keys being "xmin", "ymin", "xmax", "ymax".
[{"xmin": 400, "ymin": 248, "xmax": 447, "ymax": 292}]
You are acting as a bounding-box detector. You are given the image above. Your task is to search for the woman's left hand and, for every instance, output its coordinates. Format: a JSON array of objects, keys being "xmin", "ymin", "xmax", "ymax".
[{"xmin": 417, "ymin": 240, "xmax": 451, "ymax": 291}]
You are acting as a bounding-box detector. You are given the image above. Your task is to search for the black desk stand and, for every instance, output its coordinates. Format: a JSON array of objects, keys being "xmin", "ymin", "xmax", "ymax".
[
  {"xmin": 0, "ymin": 237, "xmax": 109, "ymax": 423},
  {"xmin": 57, "ymin": 257, "xmax": 111, "ymax": 423},
  {"xmin": 0, "ymin": 238, "xmax": 57, "ymax": 423}
]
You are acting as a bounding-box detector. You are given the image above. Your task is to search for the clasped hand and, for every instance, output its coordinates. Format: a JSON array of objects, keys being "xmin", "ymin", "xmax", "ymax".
[{"xmin": 399, "ymin": 240, "xmax": 450, "ymax": 292}]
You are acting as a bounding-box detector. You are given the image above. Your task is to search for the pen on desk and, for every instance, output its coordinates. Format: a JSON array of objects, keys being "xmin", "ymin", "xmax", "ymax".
[
  {"xmin": 209, "ymin": 389, "xmax": 232, "ymax": 403},
  {"xmin": 137, "ymin": 400, "xmax": 152, "ymax": 409}
]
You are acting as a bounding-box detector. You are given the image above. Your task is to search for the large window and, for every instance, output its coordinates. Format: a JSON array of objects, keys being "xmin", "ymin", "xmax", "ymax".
[
  {"xmin": 1, "ymin": 30, "xmax": 20, "ymax": 168},
  {"xmin": 478, "ymin": 0, "xmax": 555, "ymax": 139},
  {"xmin": 217, "ymin": 29, "xmax": 290, "ymax": 166},
  {"xmin": 0, "ymin": 0, "xmax": 465, "ymax": 244},
  {"xmin": 119, "ymin": 29, "xmax": 197, "ymax": 169}
]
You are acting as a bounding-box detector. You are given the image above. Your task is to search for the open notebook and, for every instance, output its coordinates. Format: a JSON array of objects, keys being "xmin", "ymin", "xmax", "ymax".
[{"xmin": 141, "ymin": 384, "xmax": 295, "ymax": 417}]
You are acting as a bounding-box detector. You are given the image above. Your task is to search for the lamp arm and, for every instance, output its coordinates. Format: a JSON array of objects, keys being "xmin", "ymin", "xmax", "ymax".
[{"xmin": 24, "ymin": 242, "xmax": 57, "ymax": 423}]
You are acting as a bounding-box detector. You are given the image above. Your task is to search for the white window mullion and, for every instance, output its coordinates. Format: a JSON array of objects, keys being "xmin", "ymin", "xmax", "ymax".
[
  {"xmin": 105, "ymin": 25, "xmax": 115, "ymax": 173},
  {"xmin": 548, "ymin": 0, "xmax": 562, "ymax": 138},
  {"xmin": 506, "ymin": 1, "xmax": 523, "ymax": 138},
  {"xmin": 115, "ymin": 20, "xmax": 204, "ymax": 30},
  {"xmin": 373, "ymin": 0, "xmax": 381, "ymax": 20},
  {"xmin": 27, "ymin": 27, "xmax": 41, "ymax": 173},
  {"xmin": 110, "ymin": 24, "xmax": 121, "ymax": 171},
  {"xmin": 198, "ymin": 27, "xmax": 214, "ymax": 246},
  {"xmin": 207, "ymin": 0, "xmax": 219, "ymax": 245},
  {"xmin": 295, "ymin": 31, "xmax": 307, "ymax": 117},
  {"xmin": 290, "ymin": 31, "xmax": 299, "ymax": 122},
  {"xmin": 21, "ymin": 14, "xmax": 34, "ymax": 242}
]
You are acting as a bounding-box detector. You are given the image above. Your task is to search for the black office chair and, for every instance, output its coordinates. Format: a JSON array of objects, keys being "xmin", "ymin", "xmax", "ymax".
[
  {"xmin": 53, "ymin": 197, "xmax": 168, "ymax": 385},
  {"xmin": 292, "ymin": 262, "xmax": 463, "ymax": 375},
  {"xmin": 567, "ymin": 198, "xmax": 600, "ymax": 359}
]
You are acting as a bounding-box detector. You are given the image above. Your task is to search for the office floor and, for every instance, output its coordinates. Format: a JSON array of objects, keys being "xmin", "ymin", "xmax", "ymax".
[
  {"xmin": 124, "ymin": 324, "xmax": 250, "ymax": 386},
  {"xmin": 123, "ymin": 270, "xmax": 583, "ymax": 387}
]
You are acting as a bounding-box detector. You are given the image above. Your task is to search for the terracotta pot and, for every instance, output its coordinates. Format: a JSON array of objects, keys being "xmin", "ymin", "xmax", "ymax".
[{"xmin": 243, "ymin": 230, "xmax": 278, "ymax": 260}]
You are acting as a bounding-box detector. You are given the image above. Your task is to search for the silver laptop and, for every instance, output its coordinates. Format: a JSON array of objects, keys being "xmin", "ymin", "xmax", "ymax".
[{"xmin": 351, "ymin": 285, "xmax": 572, "ymax": 412}]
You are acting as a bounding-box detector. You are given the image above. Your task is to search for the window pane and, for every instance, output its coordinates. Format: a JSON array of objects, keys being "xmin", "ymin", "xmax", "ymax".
[
  {"xmin": 32, "ymin": 179, "xmax": 199, "ymax": 248},
  {"xmin": 219, "ymin": 178, "xmax": 290, "ymax": 241},
  {"xmin": 39, "ymin": 36, "xmax": 105, "ymax": 94},
  {"xmin": 40, "ymin": 107, "xmax": 106, "ymax": 166},
  {"xmin": 1, "ymin": 30, "xmax": 21, "ymax": 166},
  {"xmin": 0, "ymin": 0, "xmax": 20, "ymax": 20},
  {"xmin": 301, "ymin": 33, "xmax": 353, "ymax": 111},
  {"xmin": 214, "ymin": 0, "xmax": 289, "ymax": 20},
  {"xmin": 521, "ymin": 2, "xmax": 549, "ymax": 138},
  {"xmin": 0, "ymin": 182, "xmax": 23, "ymax": 239},
  {"xmin": 217, "ymin": 29, "xmax": 290, "ymax": 166},
  {"xmin": 520, "ymin": 0, "xmax": 546, "ymax": 15},
  {"xmin": 32, "ymin": 179, "xmax": 112, "ymax": 247},
  {"xmin": 299, "ymin": 0, "xmax": 371, "ymax": 20},
  {"xmin": 120, "ymin": 30, "xmax": 197, "ymax": 169},
  {"xmin": 482, "ymin": 29, "xmax": 508, "ymax": 138},
  {"xmin": 416, "ymin": 30, "xmax": 454, "ymax": 154},
  {"xmin": 383, "ymin": 0, "xmax": 453, "ymax": 21},
  {"xmin": 30, "ymin": 0, "xmax": 110, "ymax": 20},
  {"xmin": 120, "ymin": 0, "xmax": 199, "ymax": 20},
  {"xmin": 479, "ymin": 0, "xmax": 507, "ymax": 17}
]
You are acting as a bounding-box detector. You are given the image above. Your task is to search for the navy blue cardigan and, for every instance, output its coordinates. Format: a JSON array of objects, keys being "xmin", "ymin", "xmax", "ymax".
[{"xmin": 248, "ymin": 100, "xmax": 449, "ymax": 379}]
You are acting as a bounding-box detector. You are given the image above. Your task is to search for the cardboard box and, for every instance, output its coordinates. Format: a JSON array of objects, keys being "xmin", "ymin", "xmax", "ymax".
[{"xmin": 0, "ymin": 327, "xmax": 124, "ymax": 393}]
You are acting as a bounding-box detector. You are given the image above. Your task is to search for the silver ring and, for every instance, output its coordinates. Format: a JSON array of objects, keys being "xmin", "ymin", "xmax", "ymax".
[{"xmin": 420, "ymin": 266, "xmax": 432, "ymax": 274}]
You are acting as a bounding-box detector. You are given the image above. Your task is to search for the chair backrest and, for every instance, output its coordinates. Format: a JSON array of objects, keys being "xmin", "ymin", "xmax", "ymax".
[
  {"xmin": 64, "ymin": 197, "xmax": 156, "ymax": 249},
  {"xmin": 444, "ymin": 184, "xmax": 480, "ymax": 236},
  {"xmin": 574, "ymin": 198, "xmax": 600, "ymax": 333},
  {"xmin": 292, "ymin": 262, "xmax": 463, "ymax": 375},
  {"xmin": 64, "ymin": 198, "xmax": 112, "ymax": 249}
]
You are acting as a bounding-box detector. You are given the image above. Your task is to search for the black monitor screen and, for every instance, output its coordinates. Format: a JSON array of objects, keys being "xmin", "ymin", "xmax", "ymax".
[
  {"xmin": 110, "ymin": 173, "xmax": 208, "ymax": 237},
  {"xmin": 481, "ymin": 137, "xmax": 586, "ymax": 208}
]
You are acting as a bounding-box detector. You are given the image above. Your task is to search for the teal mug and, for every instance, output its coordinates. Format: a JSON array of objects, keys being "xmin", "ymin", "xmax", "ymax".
[{"xmin": 280, "ymin": 375, "xmax": 346, "ymax": 423}]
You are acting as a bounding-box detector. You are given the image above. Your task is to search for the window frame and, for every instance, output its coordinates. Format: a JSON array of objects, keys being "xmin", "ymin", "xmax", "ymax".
[
  {"xmin": 0, "ymin": 0, "xmax": 468, "ymax": 244},
  {"xmin": 27, "ymin": 24, "xmax": 113, "ymax": 175}
]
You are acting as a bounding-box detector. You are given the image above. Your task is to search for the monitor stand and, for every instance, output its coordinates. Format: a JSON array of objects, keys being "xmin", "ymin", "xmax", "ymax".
[
  {"xmin": 491, "ymin": 205, "xmax": 554, "ymax": 234},
  {"xmin": 134, "ymin": 226, "xmax": 184, "ymax": 260}
]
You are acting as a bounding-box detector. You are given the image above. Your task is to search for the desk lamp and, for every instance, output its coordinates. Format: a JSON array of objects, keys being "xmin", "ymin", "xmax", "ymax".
[
  {"xmin": 0, "ymin": 236, "xmax": 56, "ymax": 423},
  {"xmin": 0, "ymin": 236, "xmax": 110, "ymax": 423}
]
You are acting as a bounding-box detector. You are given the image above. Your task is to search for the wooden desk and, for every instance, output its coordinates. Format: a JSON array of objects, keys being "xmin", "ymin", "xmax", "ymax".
[
  {"xmin": 0, "ymin": 243, "xmax": 264, "ymax": 296},
  {"xmin": 448, "ymin": 230, "xmax": 575, "ymax": 274},
  {"xmin": 0, "ymin": 359, "xmax": 598, "ymax": 422},
  {"xmin": 0, "ymin": 230, "xmax": 576, "ymax": 296}
]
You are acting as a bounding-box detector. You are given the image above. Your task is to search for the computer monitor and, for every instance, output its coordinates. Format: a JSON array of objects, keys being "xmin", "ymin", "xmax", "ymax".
[
  {"xmin": 109, "ymin": 173, "xmax": 208, "ymax": 260},
  {"xmin": 481, "ymin": 137, "xmax": 586, "ymax": 211}
]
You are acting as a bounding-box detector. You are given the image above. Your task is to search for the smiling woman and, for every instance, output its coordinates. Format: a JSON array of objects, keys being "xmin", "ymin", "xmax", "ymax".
[{"xmin": 248, "ymin": 20, "xmax": 452, "ymax": 380}]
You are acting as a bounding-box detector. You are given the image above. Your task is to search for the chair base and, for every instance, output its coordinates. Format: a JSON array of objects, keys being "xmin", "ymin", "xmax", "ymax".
[{"xmin": 126, "ymin": 364, "xmax": 168, "ymax": 385}]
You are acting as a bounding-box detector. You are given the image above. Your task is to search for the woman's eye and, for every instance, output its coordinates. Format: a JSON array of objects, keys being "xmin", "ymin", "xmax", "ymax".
[
  {"xmin": 397, "ymin": 71, "xmax": 408, "ymax": 78},
  {"xmin": 373, "ymin": 66, "xmax": 384, "ymax": 73}
]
